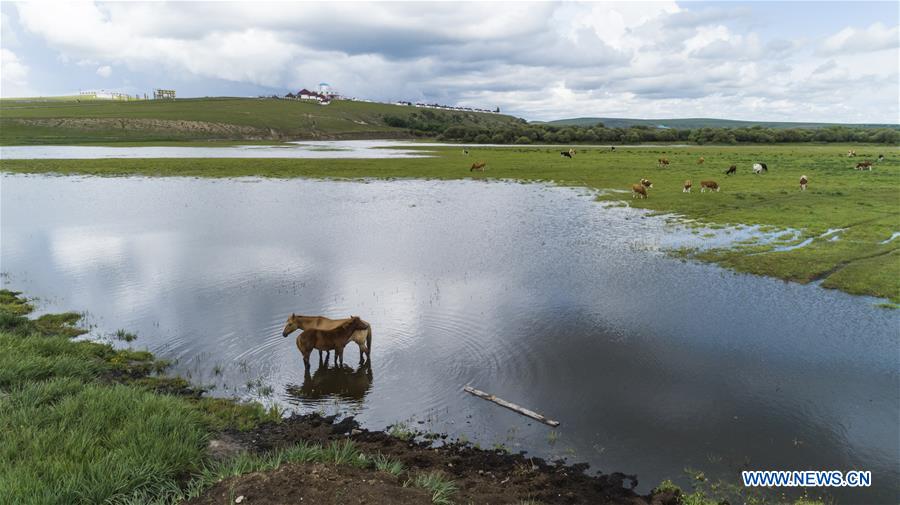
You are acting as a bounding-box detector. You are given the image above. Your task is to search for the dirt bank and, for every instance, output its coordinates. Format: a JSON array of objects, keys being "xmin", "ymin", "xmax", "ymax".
[{"xmin": 192, "ymin": 412, "xmax": 679, "ymax": 505}]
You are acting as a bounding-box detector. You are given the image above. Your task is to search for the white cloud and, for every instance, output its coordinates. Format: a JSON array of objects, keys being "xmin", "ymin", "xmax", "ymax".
[
  {"xmin": 821, "ymin": 22, "xmax": 899, "ymax": 55},
  {"xmin": 0, "ymin": 48, "xmax": 32, "ymax": 97},
  {"xmin": 96, "ymin": 64, "xmax": 111, "ymax": 77}
]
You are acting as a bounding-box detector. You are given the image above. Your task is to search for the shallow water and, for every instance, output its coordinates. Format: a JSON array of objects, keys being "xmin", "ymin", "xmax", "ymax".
[
  {"xmin": 2, "ymin": 174, "xmax": 897, "ymax": 503},
  {"xmin": 0, "ymin": 140, "xmax": 433, "ymax": 159}
]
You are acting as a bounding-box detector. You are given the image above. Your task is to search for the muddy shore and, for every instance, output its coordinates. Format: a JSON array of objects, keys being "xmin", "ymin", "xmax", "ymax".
[{"xmin": 190, "ymin": 411, "xmax": 679, "ymax": 505}]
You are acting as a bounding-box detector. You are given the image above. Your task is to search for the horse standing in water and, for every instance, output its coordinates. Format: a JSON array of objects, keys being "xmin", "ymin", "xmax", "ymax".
[{"xmin": 282, "ymin": 313, "xmax": 373, "ymax": 365}]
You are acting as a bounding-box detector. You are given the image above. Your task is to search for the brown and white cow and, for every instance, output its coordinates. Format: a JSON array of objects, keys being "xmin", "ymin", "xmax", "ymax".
[
  {"xmin": 856, "ymin": 161, "xmax": 873, "ymax": 171},
  {"xmin": 848, "ymin": 149, "xmax": 857, "ymax": 157},
  {"xmin": 657, "ymin": 157, "xmax": 670, "ymax": 168},
  {"xmin": 683, "ymin": 180, "xmax": 692, "ymax": 193},
  {"xmin": 697, "ymin": 156, "xmax": 705, "ymax": 165},
  {"xmin": 470, "ymin": 161, "xmax": 487, "ymax": 171},
  {"xmin": 700, "ymin": 180, "xmax": 720, "ymax": 192},
  {"xmin": 640, "ymin": 178, "xmax": 653, "ymax": 189},
  {"xmin": 632, "ymin": 183, "xmax": 648, "ymax": 199},
  {"xmin": 799, "ymin": 175, "xmax": 808, "ymax": 191}
]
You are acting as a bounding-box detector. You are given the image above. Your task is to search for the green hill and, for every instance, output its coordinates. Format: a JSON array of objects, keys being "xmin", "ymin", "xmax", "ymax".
[
  {"xmin": 540, "ymin": 117, "xmax": 899, "ymax": 130},
  {"xmin": 0, "ymin": 97, "xmax": 521, "ymax": 145}
]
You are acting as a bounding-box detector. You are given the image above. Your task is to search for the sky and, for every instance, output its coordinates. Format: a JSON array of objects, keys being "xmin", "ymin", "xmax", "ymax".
[{"xmin": 1, "ymin": 1, "xmax": 898, "ymax": 123}]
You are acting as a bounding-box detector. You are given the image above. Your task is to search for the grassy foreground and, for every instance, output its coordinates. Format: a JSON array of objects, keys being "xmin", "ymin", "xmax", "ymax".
[{"xmin": 2, "ymin": 143, "xmax": 898, "ymax": 302}]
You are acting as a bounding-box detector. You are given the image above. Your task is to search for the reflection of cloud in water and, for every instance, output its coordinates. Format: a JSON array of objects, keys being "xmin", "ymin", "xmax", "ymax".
[{"xmin": 51, "ymin": 227, "xmax": 125, "ymax": 273}]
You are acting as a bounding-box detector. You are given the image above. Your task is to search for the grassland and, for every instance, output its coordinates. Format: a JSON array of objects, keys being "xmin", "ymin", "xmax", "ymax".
[
  {"xmin": 0, "ymin": 97, "xmax": 520, "ymax": 145},
  {"xmin": 2, "ymin": 143, "xmax": 898, "ymax": 302}
]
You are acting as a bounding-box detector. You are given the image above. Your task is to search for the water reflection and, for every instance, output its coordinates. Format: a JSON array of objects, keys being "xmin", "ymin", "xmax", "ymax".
[{"xmin": 285, "ymin": 363, "xmax": 374, "ymax": 406}]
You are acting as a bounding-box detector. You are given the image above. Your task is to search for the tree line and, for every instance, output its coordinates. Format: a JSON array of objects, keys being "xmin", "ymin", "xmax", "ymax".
[{"xmin": 382, "ymin": 112, "xmax": 899, "ymax": 144}]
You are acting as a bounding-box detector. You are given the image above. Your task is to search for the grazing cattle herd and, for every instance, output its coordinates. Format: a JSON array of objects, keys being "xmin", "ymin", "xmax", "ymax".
[{"xmin": 460, "ymin": 147, "xmax": 890, "ymax": 199}]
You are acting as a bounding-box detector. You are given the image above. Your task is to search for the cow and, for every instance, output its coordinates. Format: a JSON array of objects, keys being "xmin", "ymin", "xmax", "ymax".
[
  {"xmin": 878, "ymin": 154, "xmax": 885, "ymax": 162},
  {"xmin": 463, "ymin": 149, "xmax": 469, "ymax": 156},
  {"xmin": 683, "ymin": 180, "xmax": 692, "ymax": 193},
  {"xmin": 657, "ymin": 157, "xmax": 670, "ymax": 168},
  {"xmin": 799, "ymin": 175, "xmax": 808, "ymax": 191},
  {"xmin": 700, "ymin": 180, "xmax": 720, "ymax": 192},
  {"xmin": 610, "ymin": 146, "xmax": 616, "ymax": 151},
  {"xmin": 752, "ymin": 163, "xmax": 768, "ymax": 174},
  {"xmin": 725, "ymin": 165, "xmax": 737, "ymax": 176},
  {"xmin": 470, "ymin": 161, "xmax": 487, "ymax": 171},
  {"xmin": 697, "ymin": 156, "xmax": 705, "ymax": 165},
  {"xmin": 560, "ymin": 151, "xmax": 573, "ymax": 158},
  {"xmin": 640, "ymin": 178, "xmax": 653, "ymax": 189},
  {"xmin": 848, "ymin": 150, "xmax": 857, "ymax": 157},
  {"xmin": 632, "ymin": 183, "xmax": 648, "ymax": 199},
  {"xmin": 856, "ymin": 161, "xmax": 873, "ymax": 171},
  {"xmin": 569, "ymin": 148, "xmax": 577, "ymax": 156}
]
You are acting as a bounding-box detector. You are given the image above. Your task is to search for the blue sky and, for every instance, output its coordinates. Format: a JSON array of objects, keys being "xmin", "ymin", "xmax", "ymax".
[{"xmin": 2, "ymin": 1, "xmax": 898, "ymax": 123}]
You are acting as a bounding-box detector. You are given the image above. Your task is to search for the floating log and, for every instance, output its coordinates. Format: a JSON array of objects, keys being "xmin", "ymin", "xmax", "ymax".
[{"xmin": 463, "ymin": 386, "xmax": 560, "ymax": 427}]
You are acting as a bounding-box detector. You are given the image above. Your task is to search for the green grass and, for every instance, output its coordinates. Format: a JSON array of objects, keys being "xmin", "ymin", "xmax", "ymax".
[
  {"xmin": 0, "ymin": 289, "xmax": 281, "ymax": 505},
  {"xmin": 654, "ymin": 477, "xmax": 827, "ymax": 505},
  {"xmin": 388, "ymin": 421, "xmax": 416, "ymax": 441},
  {"xmin": 3, "ymin": 143, "xmax": 898, "ymax": 301},
  {"xmin": 0, "ymin": 97, "xmax": 520, "ymax": 145},
  {"xmin": 407, "ymin": 471, "xmax": 458, "ymax": 505}
]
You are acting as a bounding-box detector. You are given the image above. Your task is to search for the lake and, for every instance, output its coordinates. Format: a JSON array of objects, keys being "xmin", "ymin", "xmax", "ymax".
[
  {"xmin": 0, "ymin": 140, "xmax": 432, "ymax": 159},
  {"xmin": 1, "ymin": 173, "xmax": 897, "ymax": 503}
]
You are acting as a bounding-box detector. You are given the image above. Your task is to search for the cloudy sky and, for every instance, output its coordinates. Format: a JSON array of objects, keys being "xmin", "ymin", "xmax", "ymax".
[{"xmin": 1, "ymin": 1, "xmax": 898, "ymax": 123}]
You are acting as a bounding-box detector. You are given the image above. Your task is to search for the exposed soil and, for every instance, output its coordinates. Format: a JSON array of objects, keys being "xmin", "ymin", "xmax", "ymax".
[
  {"xmin": 187, "ymin": 462, "xmax": 434, "ymax": 505},
  {"xmin": 194, "ymin": 413, "xmax": 681, "ymax": 505}
]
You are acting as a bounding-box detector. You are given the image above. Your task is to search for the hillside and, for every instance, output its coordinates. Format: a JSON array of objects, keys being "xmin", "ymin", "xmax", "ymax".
[
  {"xmin": 0, "ymin": 97, "xmax": 522, "ymax": 145},
  {"xmin": 540, "ymin": 117, "xmax": 900, "ymax": 130}
]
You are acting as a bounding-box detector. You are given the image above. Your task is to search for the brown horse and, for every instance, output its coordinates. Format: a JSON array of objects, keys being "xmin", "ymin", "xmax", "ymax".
[
  {"xmin": 282, "ymin": 313, "xmax": 372, "ymax": 364},
  {"xmin": 470, "ymin": 161, "xmax": 487, "ymax": 171},
  {"xmin": 286, "ymin": 317, "xmax": 368, "ymax": 369}
]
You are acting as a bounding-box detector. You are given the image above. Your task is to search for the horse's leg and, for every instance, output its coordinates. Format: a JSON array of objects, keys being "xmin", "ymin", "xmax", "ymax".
[{"xmin": 302, "ymin": 350, "xmax": 311, "ymax": 370}]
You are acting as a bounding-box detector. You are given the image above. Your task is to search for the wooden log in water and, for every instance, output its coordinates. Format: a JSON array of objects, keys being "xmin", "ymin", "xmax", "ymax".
[{"xmin": 463, "ymin": 386, "xmax": 560, "ymax": 427}]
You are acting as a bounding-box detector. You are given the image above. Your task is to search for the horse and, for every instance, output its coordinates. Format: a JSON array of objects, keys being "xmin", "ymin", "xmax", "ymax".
[
  {"xmin": 470, "ymin": 161, "xmax": 486, "ymax": 171},
  {"xmin": 282, "ymin": 313, "xmax": 372, "ymax": 365},
  {"xmin": 725, "ymin": 165, "xmax": 737, "ymax": 176},
  {"xmin": 287, "ymin": 317, "xmax": 369, "ymax": 369},
  {"xmin": 632, "ymin": 183, "xmax": 647, "ymax": 199}
]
